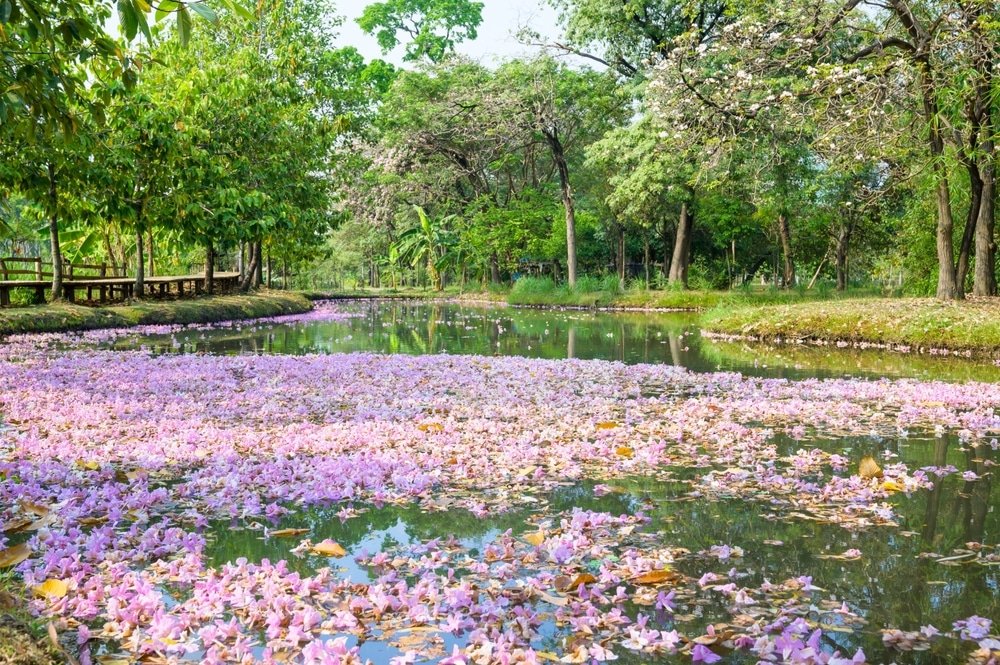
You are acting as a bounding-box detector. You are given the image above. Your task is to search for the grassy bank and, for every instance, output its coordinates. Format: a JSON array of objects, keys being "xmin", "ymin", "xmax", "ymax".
[
  {"xmin": 0, "ymin": 291, "xmax": 312, "ymax": 337},
  {"xmin": 506, "ymin": 276, "xmax": 880, "ymax": 310},
  {"xmin": 702, "ymin": 297, "xmax": 1000, "ymax": 355}
]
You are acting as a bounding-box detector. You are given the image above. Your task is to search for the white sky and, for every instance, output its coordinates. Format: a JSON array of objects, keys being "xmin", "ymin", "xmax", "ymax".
[{"xmin": 336, "ymin": 0, "xmax": 561, "ymax": 66}]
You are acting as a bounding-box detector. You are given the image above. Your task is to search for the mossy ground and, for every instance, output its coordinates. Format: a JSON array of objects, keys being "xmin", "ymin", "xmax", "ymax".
[
  {"xmin": 701, "ymin": 297, "xmax": 1000, "ymax": 354},
  {"xmin": 0, "ymin": 291, "xmax": 312, "ymax": 337}
]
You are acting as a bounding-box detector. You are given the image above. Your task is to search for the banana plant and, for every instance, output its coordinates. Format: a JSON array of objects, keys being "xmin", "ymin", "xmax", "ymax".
[{"xmin": 393, "ymin": 205, "xmax": 457, "ymax": 291}]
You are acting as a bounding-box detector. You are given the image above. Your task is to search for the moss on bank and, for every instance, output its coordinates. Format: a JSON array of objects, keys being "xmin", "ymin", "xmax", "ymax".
[
  {"xmin": 0, "ymin": 291, "xmax": 312, "ymax": 337},
  {"xmin": 701, "ymin": 297, "xmax": 1000, "ymax": 355}
]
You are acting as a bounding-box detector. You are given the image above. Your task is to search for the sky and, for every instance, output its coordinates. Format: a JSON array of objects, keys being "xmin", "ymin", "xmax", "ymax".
[{"xmin": 336, "ymin": 0, "xmax": 562, "ymax": 66}]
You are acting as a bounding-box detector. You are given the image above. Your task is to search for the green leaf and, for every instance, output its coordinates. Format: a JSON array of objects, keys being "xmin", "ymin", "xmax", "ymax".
[
  {"xmin": 117, "ymin": 0, "xmax": 138, "ymax": 40},
  {"xmin": 131, "ymin": 0, "xmax": 152, "ymax": 41},
  {"xmin": 188, "ymin": 2, "xmax": 218, "ymax": 23},
  {"xmin": 154, "ymin": 0, "xmax": 179, "ymax": 22},
  {"xmin": 176, "ymin": 5, "xmax": 192, "ymax": 46},
  {"xmin": 219, "ymin": 0, "xmax": 254, "ymax": 21}
]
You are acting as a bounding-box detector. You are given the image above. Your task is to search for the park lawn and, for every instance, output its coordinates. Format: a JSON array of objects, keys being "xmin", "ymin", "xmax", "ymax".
[
  {"xmin": 0, "ymin": 291, "xmax": 312, "ymax": 337},
  {"xmin": 701, "ymin": 297, "xmax": 1000, "ymax": 354}
]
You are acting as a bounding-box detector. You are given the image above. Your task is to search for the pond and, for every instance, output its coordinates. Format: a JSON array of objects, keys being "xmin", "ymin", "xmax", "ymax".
[
  {"xmin": 116, "ymin": 299, "xmax": 1000, "ymax": 383},
  {"xmin": 1, "ymin": 299, "xmax": 998, "ymax": 665}
]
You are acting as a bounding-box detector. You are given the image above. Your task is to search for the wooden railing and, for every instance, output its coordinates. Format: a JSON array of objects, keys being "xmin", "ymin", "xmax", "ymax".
[{"xmin": 0, "ymin": 257, "xmax": 126, "ymax": 281}]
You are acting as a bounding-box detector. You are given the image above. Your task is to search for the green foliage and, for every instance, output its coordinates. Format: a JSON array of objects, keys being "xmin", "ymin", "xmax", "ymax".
[{"xmin": 357, "ymin": 0, "xmax": 483, "ymax": 62}]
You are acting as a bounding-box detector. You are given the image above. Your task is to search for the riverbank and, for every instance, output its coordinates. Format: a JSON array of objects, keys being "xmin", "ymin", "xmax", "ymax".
[
  {"xmin": 302, "ymin": 283, "xmax": 881, "ymax": 311},
  {"xmin": 702, "ymin": 297, "xmax": 1000, "ymax": 356},
  {"xmin": 0, "ymin": 291, "xmax": 312, "ymax": 337}
]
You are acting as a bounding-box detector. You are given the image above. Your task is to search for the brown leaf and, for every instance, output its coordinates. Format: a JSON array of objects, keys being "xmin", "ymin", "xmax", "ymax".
[
  {"xmin": 269, "ymin": 528, "xmax": 309, "ymax": 538},
  {"xmin": 632, "ymin": 568, "xmax": 678, "ymax": 585},
  {"xmin": 859, "ymin": 456, "xmax": 883, "ymax": 480},
  {"xmin": 0, "ymin": 542, "xmax": 31, "ymax": 568},
  {"xmin": 1, "ymin": 517, "xmax": 33, "ymax": 534}
]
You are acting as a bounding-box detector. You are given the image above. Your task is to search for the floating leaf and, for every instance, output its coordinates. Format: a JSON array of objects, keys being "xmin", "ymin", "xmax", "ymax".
[
  {"xmin": 269, "ymin": 528, "xmax": 309, "ymax": 538},
  {"xmin": 0, "ymin": 542, "xmax": 30, "ymax": 568},
  {"xmin": 632, "ymin": 568, "xmax": 677, "ymax": 585},
  {"xmin": 859, "ymin": 456, "xmax": 883, "ymax": 479},
  {"xmin": 882, "ymin": 479, "xmax": 903, "ymax": 492},
  {"xmin": 310, "ymin": 539, "xmax": 347, "ymax": 557},
  {"xmin": 33, "ymin": 578, "xmax": 68, "ymax": 599}
]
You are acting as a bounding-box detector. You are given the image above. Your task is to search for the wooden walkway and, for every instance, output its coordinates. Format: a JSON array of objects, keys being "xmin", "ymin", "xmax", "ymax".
[{"xmin": 0, "ymin": 273, "xmax": 241, "ymax": 306}]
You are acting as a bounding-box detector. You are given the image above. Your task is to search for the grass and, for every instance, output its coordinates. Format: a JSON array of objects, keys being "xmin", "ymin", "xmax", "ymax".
[
  {"xmin": 0, "ymin": 572, "xmax": 61, "ymax": 665},
  {"xmin": 701, "ymin": 297, "xmax": 1000, "ymax": 354},
  {"xmin": 506, "ymin": 276, "xmax": 882, "ymax": 310},
  {"xmin": 0, "ymin": 290, "xmax": 312, "ymax": 336}
]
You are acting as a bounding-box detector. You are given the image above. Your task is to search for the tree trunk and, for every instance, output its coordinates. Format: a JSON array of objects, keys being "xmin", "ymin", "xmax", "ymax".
[
  {"xmin": 134, "ymin": 226, "xmax": 145, "ymax": 298},
  {"xmin": 777, "ymin": 213, "xmax": 795, "ymax": 287},
  {"xmin": 240, "ymin": 242, "xmax": 260, "ymax": 292},
  {"xmin": 662, "ymin": 218, "xmax": 671, "ymax": 281},
  {"xmin": 545, "ymin": 130, "xmax": 577, "ymax": 287},
  {"xmin": 147, "ymin": 228, "xmax": 155, "ymax": 278},
  {"xmin": 643, "ymin": 237, "xmax": 650, "ymax": 288},
  {"xmin": 974, "ymin": 149, "xmax": 997, "ymax": 296},
  {"xmin": 205, "ymin": 242, "xmax": 215, "ymax": 295},
  {"xmin": 956, "ymin": 160, "xmax": 983, "ymax": 291},
  {"xmin": 669, "ymin": 201, "xmax": 693, "ymax": 287},
  {"xmin": 490, "ymin": 253, "xmax": 501, "ymax": 284},
  {"xmin": 616, "ymin": 223, "xmax": 626, "ymax": 286},
  {"xmin": 46, "ymin": 163, "xmax": 63, "ymax": 300},
  {"xmin": 835, "ymin": 229, "xmax": 850, "ymax": 291},
  {"xmin": 266, "ymin": 250, "xmax": 273, "ymax": 289},
  {"xmin": 837, "ymin": 239, "xmax": 849, "ymax": 291},
  {"xmin": 253, "ymin": 242, "xmax": 263, "ymax": 288}
]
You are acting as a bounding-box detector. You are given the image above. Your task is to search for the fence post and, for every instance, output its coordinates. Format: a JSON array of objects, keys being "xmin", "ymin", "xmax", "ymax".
[
  {"xmin": 35, "ymin": 257, "xmax": 42, "ymax": 280},
  {"xmin": 0, "ymin": 259, "xmax": 6, "ymax": 280}
]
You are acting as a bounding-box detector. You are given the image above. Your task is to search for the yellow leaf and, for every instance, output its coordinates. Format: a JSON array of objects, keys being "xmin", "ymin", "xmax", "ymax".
[
  {"xmin": 615, "ymin": 446, "xmax": 634, "ymax": 459},
  {"xmin": 269, "ymin": 528, "xmax": 309, "ymax": 538},
  {"xmin": 417, "ymin": 422, "xmax": 444, "ymax": 433},
  {"xmin": 859, "ymin": 456, "xmax": 883, "ymax": 480},
  {"xmin": 311, "ymin": 539, "xmax": 347, "ymax": 557},
  {"xmin": 595, "ymin": 421, "xmax": 619, "ymax": 430},
  {"xmin": 524, "ymin": 531, "xmax": 546, "ymax": 547},
  {"xmin": 75, "ymin": 460, "xmax": 100, "ymax": 471},
  {"xmin": 33, "ymin": 579, "xmax": 68, "ymax": 599},
  {"xmin": 881, "ymin": 479, "xmax": 903, "ymax": 492},
  {"xmin": 0, "ymin": 542, "xmax": 31, "ymax": 568}
]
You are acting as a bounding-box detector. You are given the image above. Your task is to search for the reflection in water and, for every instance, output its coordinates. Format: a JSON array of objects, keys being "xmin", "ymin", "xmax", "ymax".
[{"xmin": 119, "ymin": 299, "xmax": 1000, "ymax": 383}]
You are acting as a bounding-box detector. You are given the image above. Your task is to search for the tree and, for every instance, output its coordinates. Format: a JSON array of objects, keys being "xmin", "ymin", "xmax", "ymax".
[
  {"xmin": 648, "ymin": 0, "xmax": 999, "ymax": 299},
  {"xmin": 358, "ymin": 0, "xmax": 484, "ymax": 62},
  {"xmin": 500, "ymin": 56, "xmax": 625, "ymax": 287}
]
